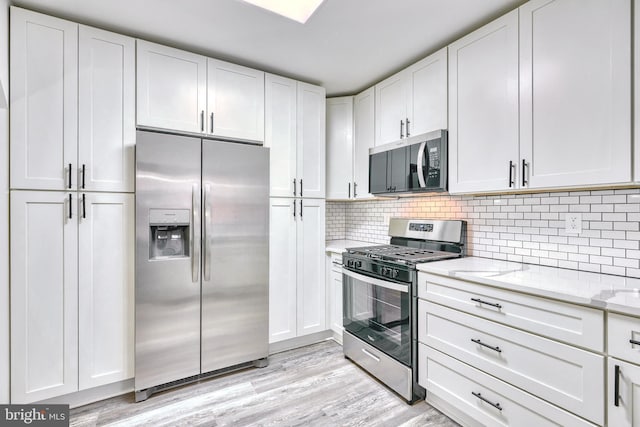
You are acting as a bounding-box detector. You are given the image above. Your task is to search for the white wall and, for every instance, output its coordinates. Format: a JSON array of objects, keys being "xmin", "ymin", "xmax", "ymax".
[{"xmin": 0, "ymin": 0, "xmax": 9, "ymax": 405}]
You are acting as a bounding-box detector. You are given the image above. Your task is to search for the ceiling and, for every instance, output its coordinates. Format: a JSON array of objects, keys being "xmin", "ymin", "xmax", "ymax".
[{"xmin": 12, "ymin": 0, "xmax": 525, "ymax": 96}]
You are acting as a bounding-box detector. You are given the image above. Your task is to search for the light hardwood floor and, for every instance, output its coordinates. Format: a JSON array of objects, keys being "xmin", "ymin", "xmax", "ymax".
[{"xmin": 70, "ymin": 340, "xmax": 458, "ymax": 426}]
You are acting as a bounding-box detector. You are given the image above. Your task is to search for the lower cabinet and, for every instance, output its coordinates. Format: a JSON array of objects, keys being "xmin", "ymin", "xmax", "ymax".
[
  {"xmin": 608, "ymin": 358, "xmax": 640, "ymax": 427},
  {"xmin": 326, "ymin": 252, "xmax": 343, "ymax": 340},
  {"xmin": 10, "ymin": 191, "xmax": 134, "ymax": 403},
  {"xmin": 269, "ymin": 198, "xmax": 326, "ymax": 343}
]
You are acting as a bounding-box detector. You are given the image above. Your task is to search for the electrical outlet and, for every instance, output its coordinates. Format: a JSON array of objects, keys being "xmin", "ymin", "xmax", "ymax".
[{"xmin": 565, "ymin": 213, "xmax": 582, "ymax": 234}]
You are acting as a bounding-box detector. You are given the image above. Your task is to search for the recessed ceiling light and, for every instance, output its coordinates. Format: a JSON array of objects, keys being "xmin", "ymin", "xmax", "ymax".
[{"xmin": 242, "ymin": 0, "xmax": 324, "ymax": 24}]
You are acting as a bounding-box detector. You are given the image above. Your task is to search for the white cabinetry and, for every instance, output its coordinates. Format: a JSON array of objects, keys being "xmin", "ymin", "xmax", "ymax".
[
  {"xmin": 519, "ymin": 0, "xmax": 630, "ymax": 188},
  {"xmin": 265, "ymin": 76, "xmax": 326, "ymax": 198},
  {"xmin": 448, "ymin": 10, "xmax": 519, "ymax": 194},
  {"xmin": 10, "ymin": 8, "xmax": 78, "ymax": 191},
  {"xmin": 10, "ymin": 8, "xmax": 135, "ymax": 193},
  {"xmin": 10, "ymin": 191, "xmax": 78, "ymax": 403},
  {"xmin": 10, "ymin": 191, "xmax": 135, "ymax": 403},
  {"xmin": 136, "ymin": 40, "xmax": 207, "ymax": 135},
  {"xmin": 269, "ymin": 198, "xmax": 326, "ymax": 343},
  {"xmin": 326, "ymin": 253, "xmax": 343, "ymax": 341},
  {"xmin": 375, "ymin": 48, "xmax": 447, "ymax": 146},
  {"xmin": 449, "ymin": 0, "xmax": 631, "ymax": 194},
  {"xmin": 207, "ymin": 58, "xmax": 264, "ymax": 142},
  {"xmin": 326, "ymin": 97, "xmax": 353, "ymax": 200},
  {"xmin": 78, "ymin": 193, "xmax": 134, "ymax": 390},
  {"xmin": 609, "ymin": 358, "xmax": 640, "ymax": 427},
  {"xmin": 79, "ymin": 25, "xmax": 135, "ymax": 193},
  {"xmin": 353, "ymin": 87, "xmax": 375, "ymax": 199}
]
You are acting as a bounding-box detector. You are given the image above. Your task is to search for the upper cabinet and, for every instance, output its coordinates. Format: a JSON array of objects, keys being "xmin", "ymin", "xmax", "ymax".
[
  {"xmin": 137, "ymin": 42, "xmax": 265, "ymax": 142},
  {"xmin": 10, "ymin": 8, "xmax": 135, "ymax": 193},
  {"xmin": 78, "ymin": 26, "xmax": 135, "ymax": 193},
  {"xmin": 449, "ymin": 0, "xmax": 631, "ymax": 194},
  {"xmin": 207, "ymin": 58, "xmax": 264, "ymax": 142},
  {"xmin": 519, "ymin": 0, "xmax": 631, "ymax": 189},
  {"xmin": 353, "ymin": 87, "xmax": 375, "ymax": 199},
  {"xmin": 10, "ymin": 8, "xmax": 78, "ymax": 191},
  {"xmin": 265, "ymin": 76, "xmax": 326, "ymax": 199},
  {"xmin": 136, "ymin": 40, "xmax": 207, "ymax": 135},
  {"xmin": 375, "ymin": 48, "xmax": 447, "ymax": 146},
  {"xmin": 326, "ymin": 97, "xmax": 354, "ymax": 200},
  {"xmin": 448, "ymin": 10, "xmax": 520, "ymax": 194}
]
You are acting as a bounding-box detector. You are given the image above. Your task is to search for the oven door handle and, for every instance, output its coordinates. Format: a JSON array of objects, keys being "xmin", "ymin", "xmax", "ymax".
[{"xmin": 342, "ymin": 268, "xmax": 409, "ymax": 293}]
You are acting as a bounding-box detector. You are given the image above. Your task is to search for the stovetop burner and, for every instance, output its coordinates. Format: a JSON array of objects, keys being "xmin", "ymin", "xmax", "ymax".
[{"xmin": 347, "ymin": 244, "xmax": 460, "ymax": 265}]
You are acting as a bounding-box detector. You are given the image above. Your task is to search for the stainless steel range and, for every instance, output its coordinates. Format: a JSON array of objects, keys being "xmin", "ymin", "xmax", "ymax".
[{"xmin": 342, "ymin": 218, "xmax": 466, "ymax": 403}]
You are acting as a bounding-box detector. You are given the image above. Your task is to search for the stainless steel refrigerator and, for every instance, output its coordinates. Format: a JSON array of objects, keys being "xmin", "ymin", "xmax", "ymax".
[{"xmin": 134, "ymin": 131, "xmax": 269, "ymax": 401}]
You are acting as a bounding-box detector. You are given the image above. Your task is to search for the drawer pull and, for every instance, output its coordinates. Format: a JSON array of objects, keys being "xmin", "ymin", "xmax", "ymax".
[
  {"xmin": 470, "ymin": 298, "xmax": 502, "ymax": 309},
  {"xmin": 471, "ymin": 338, "xmax": 502, "ymax": 353},
  {"xmin": 361, "ymin": 348, "xmax": 380, "ymax": 362},
  {"xmin": 472, "ymin": 391, "xmax": 503, "ymax": 411},
  {"xmin": 630, "ymin": 339, "xmax": 640, "ymax": 346},
  {"xmin": 614, "ymin": 364, "xmax": 621, "ymax": 407}
]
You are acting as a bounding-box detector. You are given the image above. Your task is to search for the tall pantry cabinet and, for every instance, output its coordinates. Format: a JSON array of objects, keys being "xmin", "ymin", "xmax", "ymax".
[
  {"xmin": 9, "ymin": 7, "xmax": 135, "ymax": 403},
  {"xmin": 265, "ymin": 74, "xmax": 327, "ymax": 344}
]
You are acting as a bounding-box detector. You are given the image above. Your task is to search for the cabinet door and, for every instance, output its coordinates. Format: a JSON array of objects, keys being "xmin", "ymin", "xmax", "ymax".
[
  {"xmin": 297, "ymin": 82, "xmax": 326, "ymax": 199},
  {"xmin": 388, "ymin": 147, "xmax": 408, "ymax": 192},
  {"xmin": 136, "ymin": 40, "xmax": 207, "ymax": 134},
  {"xmin": 10, "ymin": 7, "xmax": 77, "ymax": 191},
  {"xmin": 78, "ymin": 193, "xmax": 134, "ymax": 390},
  {"xmin": 10, "ymin": 191, "xmax": 78, "ymax": 403},
  {"xmin": 448, "ymin": 10, "xmax": 519, "ymax": 194},
  {"xmin": 265, "ymin": 74, "xmax": 297, "ymax": 198},
  {"xmin": 520, "ymin": 0, "xmax": 631, "ymax": 188},
  {"xmin": 297, "ymin": 199, "xmax": 326, "ymax": 336},
  {"xmin": 353, "ymin": 87, "xmax": 375, "ymax": 199},
  {"xmin": 326, "ymin": 97, "xmax": 354, "ymax": 200},
  {"xmin": 375, "ymin": 71, "xmax": 407, "ymax": 146},
  {"xmin": 369, "ymin": 151, "xmax": 388, "ymax": 194},
  {"xmin": 407, "ymin": 47, "xmax": 448, "ymax": 136},
  {"xmin": 329, "ymin": 264, "xmax": 344, "ymax": 337},
  {"xmin": 609, "ymin": 358, "xmax": 640, "ymax": 427},
  {"xmin": 269, "ymin": 198, "xmax": 298, "ymax": 343},
  {"xmin": 636, "ymin": 0, "xmax": 640, "ymax": 183},
  {"xmin": 207, "ymin": 58, "xmax": 264, "ymax": 142},
  {"xmin": 78, "ymin": 26, "xmax": 135, "ymax": 193}
]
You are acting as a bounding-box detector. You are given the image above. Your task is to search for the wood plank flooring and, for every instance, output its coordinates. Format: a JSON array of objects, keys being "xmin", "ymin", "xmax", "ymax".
[{"xmin": 70, "ymin": 340, "xmax": 459, "ymax": 426}]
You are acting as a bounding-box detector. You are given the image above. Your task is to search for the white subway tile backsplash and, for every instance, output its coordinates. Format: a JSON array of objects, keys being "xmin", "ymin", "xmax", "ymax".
[{"xmin": 327, "ymin": 188, "xmax": 640, "ymax": 278}]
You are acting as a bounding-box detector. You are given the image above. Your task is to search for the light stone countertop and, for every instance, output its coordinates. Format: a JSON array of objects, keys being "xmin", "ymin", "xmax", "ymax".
[
  {"xmin": 417, "ymin": 256, "xmax": 640, "ymax": 317},
  {"xmin": 325, "ymin": 239, "xmax": 376, "ymax": 254}
]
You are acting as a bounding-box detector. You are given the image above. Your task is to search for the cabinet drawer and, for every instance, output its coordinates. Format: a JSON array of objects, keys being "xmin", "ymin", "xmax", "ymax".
[
  {"xmin": 418, "ymin": 272, "xmax": 604, "ymax": 352},
  {"xmin": 608, "ymin": 312, "xmax": 640, "ymax": 364},
  {"xmin": 418, "ymin": 300, "xmax": 604, "ymax": 424},
  {"xmin": 419, "ymin": 344, "xmax": 596, "ymax": 427},
  {"xmin": 330, "ymin": 252, "xmax": 342, "ymax": 265}
]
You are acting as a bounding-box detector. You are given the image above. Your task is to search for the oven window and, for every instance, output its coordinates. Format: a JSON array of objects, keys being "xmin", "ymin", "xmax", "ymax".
[{"xmin": 343, "ymin": 272, "xmax": 411, "ymax": 366}]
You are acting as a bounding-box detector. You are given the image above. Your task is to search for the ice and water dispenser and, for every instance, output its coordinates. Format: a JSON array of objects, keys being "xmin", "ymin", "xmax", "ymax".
[{"xmin": 149, "ymin": 209, "xmax": 190, "ymax": 259}]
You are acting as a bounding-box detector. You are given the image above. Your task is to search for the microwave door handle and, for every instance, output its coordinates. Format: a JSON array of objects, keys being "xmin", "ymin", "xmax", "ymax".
[
  {"xmin": 417, "ymin": 141, "xmax": 427, "ymax": 188},
  {"xmin": 342, "ymin": 268, "xmax": 409, "ymax": 293}
]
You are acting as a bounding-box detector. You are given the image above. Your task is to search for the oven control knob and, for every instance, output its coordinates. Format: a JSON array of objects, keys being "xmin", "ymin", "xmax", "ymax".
[
  {"xmin": 392, "ymin": 269, "xmax": 399, "ymax": 278},
  {"xmin": 380, "ymin": 267, "xmax": 388, "ymax": 275},
  {"xmin": 355, "ymin": 261, "xmax": 362, "ymax": 268},
  {"xmin": 347, "ymin": 260, "xmax": 354, "ymax": 267}
]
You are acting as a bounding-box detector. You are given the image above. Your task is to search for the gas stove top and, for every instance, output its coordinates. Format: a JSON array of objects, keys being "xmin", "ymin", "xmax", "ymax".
[{"xmin": 346, "ymin": 244, "xmax": 460, "ymax": 265}]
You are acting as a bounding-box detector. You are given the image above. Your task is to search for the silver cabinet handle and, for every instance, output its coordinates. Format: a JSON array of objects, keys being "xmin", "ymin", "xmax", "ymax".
[
  {"xmin": 472, "ymin": 392, "xmax": 502, "ymax": 411},
  {"xmin": 354, "ymin": 182, "xmax": 358, "ymax": 198},
  {"xmin": 417, "ymin": 141, "xmax": 427, "ymax": 188},
  {"xmin": 293, "ymin": 199, "xmax": 296, "ymax": 218},
  {"xmin": 471, "ymin": 297, "xmax": 502, "ymax": 309},
  {"xmin": 82, "ymin": 164, "xmax": 86, "ymax": 189},
  {"xmin": 471, "ymin": 338, "xmax": 502, "ymax": 353},
  {"xmin": 299, "ymin": 199, "xmax": 303, "ymax": 219},
  {"xmin": 293, "ymin": 178, "xmax": 297, "ymax": 196},
  {"xmin": 200, "ymin": 110, "xmax": 204, "ymax": 132},
  {"xmin": 68, "ymin": 193, "xmax": 73, "ymax": 219},
  {"xmin": 522, "ymin": 159, "xmax": 528, "ymax": 187},
  {"xmin": 361, "ymin": 348, "xmax": 380, "ymax": 362},
  {"xmin": 614, "ymin": 364, "xmax": 621, "ymax": 407},
  {"xmin": 203, "ymin": 184, "xmax": 211, "ymax": 281},
  {"xmin": 82, "ymin": 193, "xmax": 86, "ymax": 219},
  {"xmin": 300, "ymin": 179, "xmax": 303, "ymax": 197},
  {"xmin": 406, "ymin": 117, "xmax": 410, "ymax": 137},
  {"xmin": 348, "ymin": 182, "xmax": 351, "ymax": 198},
  {"xmin": 68, "ymin": 163, "xmax": 72, "ymax": 189},
  {"xmin": 630, "ymin": 339, "xmax": 640, "ymax": 346},
  {"xmin": 508, "ymin": 161, "xmax": 515, "ymax": 188},
  {"xmin": 210, "ymin": 112, "xmax": 214, "ymax": 133},
  {"xmin": 191, "ymin": 184, "xmax": 200, "ymax": 283},
  {"xmin": 400, "ymin": 120, "xmax": 404, "ymax": 139}
]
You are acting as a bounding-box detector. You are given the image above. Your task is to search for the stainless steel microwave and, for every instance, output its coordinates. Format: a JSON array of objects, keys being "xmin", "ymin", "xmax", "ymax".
[{"xmin": 369, "ymin": 129, "xmax": 447, "ymax": 195}]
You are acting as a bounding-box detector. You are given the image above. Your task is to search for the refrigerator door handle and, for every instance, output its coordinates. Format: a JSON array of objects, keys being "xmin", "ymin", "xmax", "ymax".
[
  {"xmin": 203, "ymin": 184, "xmax": 212, "ymax": 281},
  {"xmin": 191, "ymin": 184, "xmax": 200, "ymax": 283}
]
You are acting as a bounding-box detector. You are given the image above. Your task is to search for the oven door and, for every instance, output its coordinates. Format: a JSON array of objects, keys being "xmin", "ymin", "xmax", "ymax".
[{"xmin": 342, "ymin": 268, "xmax": 411, "ymax": 366}]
